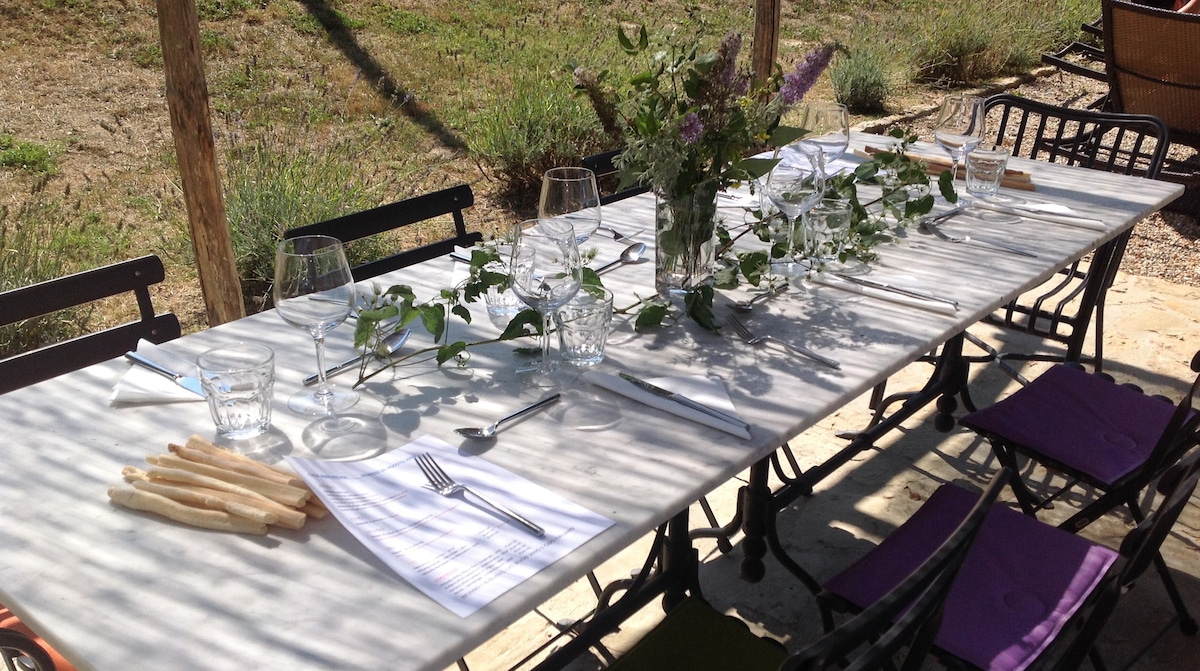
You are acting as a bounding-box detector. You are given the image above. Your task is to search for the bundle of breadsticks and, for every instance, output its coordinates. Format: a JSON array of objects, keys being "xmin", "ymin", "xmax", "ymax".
[{"xmin": 107, "ymin": 434, "xmax": 328, "ymax": 536}]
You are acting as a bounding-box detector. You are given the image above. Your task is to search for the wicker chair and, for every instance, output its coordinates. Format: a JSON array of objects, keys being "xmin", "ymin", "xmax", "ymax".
[{"xmin": 1102, "ymin": 0, "xmax": 1200, "ymax": 152}]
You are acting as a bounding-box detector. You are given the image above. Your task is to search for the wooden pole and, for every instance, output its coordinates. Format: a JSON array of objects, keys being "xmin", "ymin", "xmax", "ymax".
[
  {"xmin": 752, "ymin": 0, "xmax": 782, "ymax": 87},
  {"xmin": 156, "ymin": 0, "xmax": 244, "ymax": 326}
]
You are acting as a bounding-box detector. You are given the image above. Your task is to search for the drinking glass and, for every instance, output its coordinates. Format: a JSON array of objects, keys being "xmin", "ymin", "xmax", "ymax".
[
  {"xmin": 274, "ymin": 235, "xmax": 359, "ymax": 415},
  {"xmin": 800, "ymin": 102, "xmax": 851, "ymax": 166},
  {"xmin": 539, "ymin": 167, "xmax": 602, "ymax": 242},
  {"xmin": 509, "ymin": 218, "xmax": 583, "ymax": 386},
  {"xmin": 933, "ymin": 94, "xmax": 986, "ymax": 197},
  {"xmin": 763, "ymin": 144, "xmax": 826, "ymax": 277}
]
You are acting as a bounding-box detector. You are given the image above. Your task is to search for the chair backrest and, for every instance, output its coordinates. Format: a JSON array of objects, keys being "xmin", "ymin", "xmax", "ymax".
[
  {"xmin": 1042, "ymin": 449, "xmax": 1200, "ymax": 670},
  {"xmin": 782, "ymin": 469, "xmax": 1012, "ymax": 671},
  {"xmin": 0, "ymin": 628, "xmax": 56, "ymax": 671},
  {"xmin": 1141, "ymin": 349, "xmax": 1200, "ymax": 487},
  {"xmin": 983, "ymin": 93, "xmax": 1170, "ymax": 179},
  {"xmin": 1102, "ymin": 0, "xmax": 1200, "ymax": 148},
  {"xmin": 980, "ymin": 94, "xmax": 1171, "ymax": 367},
  {"xmin": 581, "ymin": 149, "xmax": 651, "ymax": 205},
  {"xmin": 283, "ymin": 184, "xmax": 482, "ymax": 281},
  {"xmin": 0, "ymin": 254, "xmax": 181, "ymax": 395}
]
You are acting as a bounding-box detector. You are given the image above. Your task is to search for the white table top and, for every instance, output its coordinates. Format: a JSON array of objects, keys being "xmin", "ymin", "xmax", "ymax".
[{"xmin": 0, "ymin": 133, "xmax": 1182, "ymax": 671}]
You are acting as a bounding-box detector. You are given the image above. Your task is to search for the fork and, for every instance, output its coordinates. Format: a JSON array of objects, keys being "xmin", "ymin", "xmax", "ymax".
[
  {"xmin": 725, "ymin": 314, "xmax": 841, "ymax": 369},
  {"xmin": 414, "ymin": 452, "xmax": 545, "ymax": 537},
  {"xmin": 920, "ymin": 216, "xmax": 1038, "ymax": 258},
  {"xmin": 595, "ymin": 225, "xmax": 641, "ymax": 244}
]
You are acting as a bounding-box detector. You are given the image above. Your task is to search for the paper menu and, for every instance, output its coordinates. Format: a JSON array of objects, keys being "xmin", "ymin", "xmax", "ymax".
[{"xmin": 286, "ymin": 435, "xmax": 613, "ymax": 618}]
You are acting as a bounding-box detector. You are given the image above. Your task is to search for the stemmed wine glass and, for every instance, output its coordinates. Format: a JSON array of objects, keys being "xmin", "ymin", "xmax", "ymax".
[
  {"xmin": 274, "ymin": 235, "xmax": 359, "ymax": 416},
  {"xmin": 509, "ymin": 218, "xmax": 583, "ymax": 387},
  {"xmin": 800, "ymin": 102, "xmax": 851, "ymax": 167},
  {"xmin": 539, "ymin": 167, "xmax": 602, "ymax": 242},
  {"xmin": 763, "ymin": 144, "xmax": 826, "ymax": 277},
  {"xmin": 933, "ymin": 94, "xmax": 986, "ymax": 198}
]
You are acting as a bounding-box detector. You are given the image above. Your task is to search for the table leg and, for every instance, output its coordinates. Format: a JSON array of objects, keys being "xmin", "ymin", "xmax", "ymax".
[{"xmin": 738, "ymin": 460, "xmax": 771, "ymax": 583}]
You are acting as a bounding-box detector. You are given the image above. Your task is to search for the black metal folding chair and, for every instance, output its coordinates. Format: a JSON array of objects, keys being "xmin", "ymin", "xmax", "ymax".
[
  {"xmin": 604, "ymin": 470, "xmax": 1009, "ymax": 671},
  {"xmin": 0, "ymin": 254, "xmax": 181, "ymax": 395},
  {"xmin": 581, "ymin": 149, "xmax": 650, "ymax": 206},
  {"xmin": 976, "ymin": 94, "xmax": 1170, "ymax": 376},
  {"xmin": 819, "ymin": 451, "xmax": 1200, "ymax": 670},
  {"xmin": 284, "ymin": 184, "xmax": 482, "ymax": 281},
  {"xmin": 959, "ymin": 349, "xmax": 1200, "ymax": 637}
]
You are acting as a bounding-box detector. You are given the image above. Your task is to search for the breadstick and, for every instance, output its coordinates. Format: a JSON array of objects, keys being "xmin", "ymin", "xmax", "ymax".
[
  {"xmin": 164, "ymin": 482, "xmax": 307, "ymax": 530},
  {"xmin": 184, "ymin": 435, "xmax": 305, "ymax": 484},
  {"xmin": 131, "ymin": 480, "xmax": 279, "ymax": 526},
  {"xmin": 300, "ymin": 499, "xmax": 330, "ymax": 519},
  {"xmin": 147, "ymin": 454, "xmax": 310, "ymax": 508},
  {"xmin": 108, "ymin": 487, "xmax": 268, "ymax": 535}
]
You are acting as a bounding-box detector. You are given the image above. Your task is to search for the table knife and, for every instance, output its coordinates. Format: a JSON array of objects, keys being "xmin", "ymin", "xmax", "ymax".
[
  {"xmin": 124, "ymin": 352, "xmax": 206, "ymax": 398},
  {"xmin": 618, "ymin": 373, "xmax": 750, "ymax": 433},
  {"xmin": 833, "ymin": 273, "xmax": 959, "ymax": 309}
]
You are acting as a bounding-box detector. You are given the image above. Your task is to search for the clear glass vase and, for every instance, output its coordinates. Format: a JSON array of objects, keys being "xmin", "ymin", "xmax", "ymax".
[{"xmin": 654, "ymin": 180, "xmax": 719, "ymax": 297}]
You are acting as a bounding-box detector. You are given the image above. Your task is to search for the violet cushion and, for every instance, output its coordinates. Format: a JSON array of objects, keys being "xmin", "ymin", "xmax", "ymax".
[
  {"xmin": 823, "ymin": 484, "xmax": 1119, "ymax": 671},
  {"xmin": 959, "ymin": 364, "xmax": 1177, "ymax": 484}
]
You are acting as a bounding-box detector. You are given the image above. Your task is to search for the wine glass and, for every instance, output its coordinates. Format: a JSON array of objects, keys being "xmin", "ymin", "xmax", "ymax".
[
  {"xmin": 508, "ymin": 218, "xmax": 583, "ymax": 387},
  {"xmin": 933, "ymin": 95, "xmax": 986, "ymax": 198},
  {"xmin": 539, "ymin": 167, "xmax": 602, "ymax": 242},
  {"xmin": 763, "ymin": 144, "xmax": 826, "ymax": 277},
  {"xmin": 800, "ymin": 102, "xmax": 851, "ymax": 167},
  {"xmin": 274, "ymin": 235, "xmax": 359, "ymax": 416}
]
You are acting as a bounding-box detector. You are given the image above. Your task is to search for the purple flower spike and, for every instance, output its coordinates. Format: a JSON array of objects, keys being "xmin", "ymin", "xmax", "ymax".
[
  {"xmin": 679, "ymin": 113, "xmax": 704, "ymax": 143},
  {"xmin": 780, "ymin": 43, "xmax": 836, "ymax": 105}
]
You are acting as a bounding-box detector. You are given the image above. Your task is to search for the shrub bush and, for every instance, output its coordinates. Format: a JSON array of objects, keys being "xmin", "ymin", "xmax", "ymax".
[{"xmin": 830, "ymin": 46, "xmax": 891, "ymax": 114}]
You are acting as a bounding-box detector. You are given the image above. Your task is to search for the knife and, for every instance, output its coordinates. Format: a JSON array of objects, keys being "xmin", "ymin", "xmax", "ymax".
[
  {"xmin": 833, "ymin": 273, "xmax": 959, "ymax": 309},
  {"xmin": 124, "ymin": 352, "xmax": 206, "ymax": 398},
  {"xmin": 618, "ymin": 373, "xmax": 751, "ymax": 433}
]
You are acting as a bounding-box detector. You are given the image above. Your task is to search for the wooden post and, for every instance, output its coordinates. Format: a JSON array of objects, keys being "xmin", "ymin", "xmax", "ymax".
[
  {"xmin": 752, "ymin": 0, "xmax": 782, "ymax": 87},
  {"xmin": 156, "ymin": 0, "xmax": 245, "ymax": 326}
]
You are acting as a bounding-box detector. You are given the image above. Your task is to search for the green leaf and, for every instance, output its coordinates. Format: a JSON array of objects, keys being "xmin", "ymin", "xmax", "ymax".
[
  {"xmin": 418, "ymin": 304, "xmax": 446, "ymax": 341},
  {"xmin": 617, "ymin": 26, "xmax": 636, "ymax": 54},
  {"xmin": 436, "ymin": 341, "xmax": 467, "ymax": 365},
  {"xmin": 937, "ymin": 170, "xmax": 958, "ymax": 203},
  {"xmin": 684, "ymin": 286, "xmax": 717, "ymax": 331},
  {"xmin": 634, "ymin": 303, "xmax": 668, "ymax": 330},
  {"xmin": 451, "ymin": 304, "xmax": 472, "ymax": 324},
  {"xmin": 737, "ymin": 157, "xmax": 780, "ymax": 181},
  {"xmin": 769, "ymin": 125, "xmax": 810, "ymax": 147},
  {"xmin": 497, "ymin": 309, "xmax": 541, "ymax": 341}
]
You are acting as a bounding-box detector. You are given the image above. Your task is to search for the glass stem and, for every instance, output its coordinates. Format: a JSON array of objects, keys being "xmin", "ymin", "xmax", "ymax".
[
  {"xmin": 312, "ymin": 335, "xmax": 333, "ymax": 406},
  {"xmin": 539, "ymin": 310, "xmax": 553, "ymax": 372}
]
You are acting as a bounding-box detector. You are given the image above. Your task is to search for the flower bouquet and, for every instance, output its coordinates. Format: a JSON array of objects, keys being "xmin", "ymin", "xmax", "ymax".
[{"xmin": 574, "ymin": 26, "xmax": 835, "ymax": 308}]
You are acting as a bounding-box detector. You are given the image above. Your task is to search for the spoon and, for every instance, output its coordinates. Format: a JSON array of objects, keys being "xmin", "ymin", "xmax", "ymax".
[
  {"xmin": 303, "ymin": 329, "xmax": 412, "ymax": 386},
  {"xmin": 731, "ymin": 282, "xmax": 789, "ymax": 313},
  {"xmin": 455, "ymin": 393, "xmax": 562, "ymax": 439},
  {"xmin": 594, "ymin": 242, "xmax": 647, "ymax": 274}
]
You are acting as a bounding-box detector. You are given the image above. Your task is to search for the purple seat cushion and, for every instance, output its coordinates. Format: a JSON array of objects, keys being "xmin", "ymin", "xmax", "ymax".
[
  {"xmin": 823, "ymin": 484, "xmax": 1119, "ymax": 671},
  {"xmin": 959, "ymin": 364, "xmax": 1177, "ymax": 484}
]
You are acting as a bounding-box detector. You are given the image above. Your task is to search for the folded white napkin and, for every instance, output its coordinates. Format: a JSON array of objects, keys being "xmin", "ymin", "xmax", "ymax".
[
  {"xmin": 809, "ymin": 274, "xmax": 958, "ymax": 316},
  {"xmin": 109, "ymin": 339, "xmax": 204, "ymax": 405},
  {"xmin": 973, "ymin": 200, "xmax": 1106, "ymax": 231},
  {"xmin": 582, "ymin": 371, "xmax": 751, "ymax": 439}
]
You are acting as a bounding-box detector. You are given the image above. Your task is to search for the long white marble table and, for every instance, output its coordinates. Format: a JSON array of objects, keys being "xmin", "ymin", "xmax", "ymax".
[{"xmin": 0, "ymin": 133, "xmax": 1182, "ymax": 671}]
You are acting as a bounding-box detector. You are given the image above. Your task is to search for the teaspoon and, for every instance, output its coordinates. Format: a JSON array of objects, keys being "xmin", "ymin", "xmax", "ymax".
[
  {"xmin": 594, "ymin": 242, "xmax": 647, "ymax": 274},
  {"xmin": 455, "ymin": 394, "xmax": 562, "ymax": 439}
]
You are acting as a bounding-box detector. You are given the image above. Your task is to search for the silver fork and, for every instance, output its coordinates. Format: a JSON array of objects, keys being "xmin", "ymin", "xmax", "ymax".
[
  {"xmin": 920, "ymin": 216, "xmax": 1038, "ymax": 258},
  {"xmin": 595, "ymin": 225, "xmax": 641, "ymax": 244},
  {"xmin": 414, "ymin": 452, "xmax": 545, "ymax": 537},
  {"xmin": 725, "ymin": 314, "xmax": 841, "ymax": 369}
]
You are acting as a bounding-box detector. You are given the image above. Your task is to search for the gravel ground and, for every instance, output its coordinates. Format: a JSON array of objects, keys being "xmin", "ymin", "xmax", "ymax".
[{"xmin": 864, "ymin": 67, "xmax": 1200, "ymax": 288}]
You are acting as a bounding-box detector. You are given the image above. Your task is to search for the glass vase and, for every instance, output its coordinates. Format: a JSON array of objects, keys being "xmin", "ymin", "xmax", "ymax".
[{"xmin": 654, "ymin": 181, "xmax": 719, "ymax": 297}]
